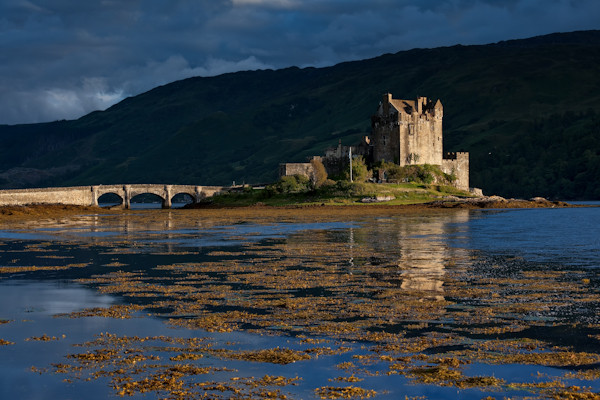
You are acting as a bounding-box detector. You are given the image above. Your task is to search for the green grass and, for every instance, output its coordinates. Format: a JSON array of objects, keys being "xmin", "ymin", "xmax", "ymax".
[{"xmin": 204, "ymin": 182, "xmax": 473, "ymax": 207}]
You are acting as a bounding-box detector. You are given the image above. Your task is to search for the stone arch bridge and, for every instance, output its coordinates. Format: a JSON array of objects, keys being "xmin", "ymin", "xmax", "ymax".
[{"xmin": 0, "ymin": 184, "xmax": 227, "ymax": 209}]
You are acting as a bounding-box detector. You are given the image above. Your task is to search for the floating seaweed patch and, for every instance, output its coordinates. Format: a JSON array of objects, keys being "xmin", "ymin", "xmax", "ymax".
[
  {"xmin": 314, "ymin": 385, "xmax": 377, "ymax": 399},
  {"xmin": 55, "ymin": 305, "xmax": 145, "ymax": 319},
  {"xmin": 0, "ymin": 263, "xmax": 88, "ymax": 273},
  {"xmin": 26, "ymin": 334, "xmax": 65, "ymax": 341},
  {"xmin": 215, "ymin": 347, "xmax": 311, "ymax": 365}
]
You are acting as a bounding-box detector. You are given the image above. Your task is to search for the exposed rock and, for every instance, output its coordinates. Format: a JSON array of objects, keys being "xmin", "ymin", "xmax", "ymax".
[
  {"xmin": 530, "ymin": 197, "xmax": 550, "ymax": 203},
  {"xmin": 361, "ymin": 195, "xmax": 395, "ymax": 203},
  {"xmin": 425, "ymin": 194, "xmax": 573, "ymax": 209},
  {"xmin": 469, "ymin": 187, "xmax": 484, "ymax": 197}
]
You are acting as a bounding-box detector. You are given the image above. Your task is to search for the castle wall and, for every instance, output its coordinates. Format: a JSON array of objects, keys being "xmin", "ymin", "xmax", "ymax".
[
  {"xmin": 405, "ymin": 111, "xmax": 443, "ymax": 166},
  {"xmin": 278, "ymin": 163, "xmax": 314, "ymax": 179},
  {"xmin": 371, "ymin": 114, "xmax": 401, "ymax": 163},
  {"xmin": 441, "ymin": 152, "xmax": 469, "ymax": 190},
  {"xmin": 321, "ymin": 141, "xmax": 371, "ymax": 177}
]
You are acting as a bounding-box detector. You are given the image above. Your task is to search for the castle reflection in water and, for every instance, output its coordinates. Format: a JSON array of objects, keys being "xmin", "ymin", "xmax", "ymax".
[{"xmin": 351, "ymin": 210, "xmax": 470, "ymax": 301}]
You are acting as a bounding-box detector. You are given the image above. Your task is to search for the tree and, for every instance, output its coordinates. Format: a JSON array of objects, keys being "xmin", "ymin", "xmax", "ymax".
[
  {"xmin": 310, "ymin": 158, "xmax": 328, "ymax": 188},
  {"xmin": 343, "ymin": 156, "xmax": 370, "ymax": 182}
]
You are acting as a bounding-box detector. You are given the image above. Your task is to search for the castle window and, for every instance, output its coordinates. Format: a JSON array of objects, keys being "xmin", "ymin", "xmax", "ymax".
[
  {"xmin": 408, "ymin": 124, "xmax": 414, "ymax": 135},
  {"xmin": 383, "ymin": 135, "xmax": 387, "ymax": 145}
]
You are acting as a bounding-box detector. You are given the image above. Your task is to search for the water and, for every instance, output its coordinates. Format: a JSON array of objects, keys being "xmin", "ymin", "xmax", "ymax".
[
  {"xmin": 450, "ymin": 207, "xmax": 600, "ymax": 267},
  {"xmin": 1, "ymin": 205, "xmax": 599, "ymax": 399}
]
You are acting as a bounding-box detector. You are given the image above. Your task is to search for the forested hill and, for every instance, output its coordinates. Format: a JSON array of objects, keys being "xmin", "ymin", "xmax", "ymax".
[{"xmin": 0, "ymin": 30, "xmax": 599, "ymax": 199}]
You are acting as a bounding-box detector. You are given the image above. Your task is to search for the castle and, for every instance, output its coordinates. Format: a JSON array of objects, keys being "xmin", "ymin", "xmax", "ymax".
[{"xmin": 279, "ymin": 93, "xmax": 470, "ymax": 190}]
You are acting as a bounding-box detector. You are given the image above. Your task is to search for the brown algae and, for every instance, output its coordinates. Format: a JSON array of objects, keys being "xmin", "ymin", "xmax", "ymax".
[{"xmin": 1, "ymin": 208, "xmax": 600, "ymax": 399}]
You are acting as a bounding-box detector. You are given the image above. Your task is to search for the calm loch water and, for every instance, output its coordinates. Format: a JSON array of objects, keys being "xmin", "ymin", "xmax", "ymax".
[{"xmin": 1, "ymin": 205, "xmax": 599, "ymax": 399}]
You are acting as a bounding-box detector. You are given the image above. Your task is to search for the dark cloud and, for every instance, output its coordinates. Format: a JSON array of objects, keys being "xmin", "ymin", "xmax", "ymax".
[{"xmin": 1, "ymin": 0, "xmax": 598, "ymax": 124}]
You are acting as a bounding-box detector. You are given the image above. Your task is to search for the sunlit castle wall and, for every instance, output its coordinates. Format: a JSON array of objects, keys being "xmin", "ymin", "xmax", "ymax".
[
  {"xmin": 371, "ymin": 94, "xmax": 443, "ymax": 166},
  {"xmin": 441, "ymin": 152, "xmax": 470, "ymax": 190}
]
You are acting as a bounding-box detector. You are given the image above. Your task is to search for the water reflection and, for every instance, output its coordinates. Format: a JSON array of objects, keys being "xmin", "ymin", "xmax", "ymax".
[
  {"xmin": 13, "ymin": 213, "xmax": 354, "ymax": 252},
  {"xmin": 357, "ymin": 211, "xmax": 470, "ymax": 300},
  {"xmin": 0, "ymin": 281, "xmax": 115, "ymax": 316},
  {"xmin": 17, "ymin": 210, "xmax": 473, "ymax": 305},
  {"xmin": 2, "ymin": 208, "xmax": 600, "ymax": 400}
]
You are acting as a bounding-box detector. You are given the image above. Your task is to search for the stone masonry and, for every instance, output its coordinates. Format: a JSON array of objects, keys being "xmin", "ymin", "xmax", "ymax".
[
  {"xmin": 441, "ymin": 152, "xmax": 469, "ymax": 191},
  {"xmin": 371, "ymin": 94, "xmax": 443, "ymax": 166},
  {"xmin": 0, "ymin": 184, "xmax": 226, "ymax": 209},
  {"xmin": 278, "ymin": 163, "xmax": 314, "ymax": 180},
  {"xmin": 371, "ymin": 93, "xmax": 469, "ymax": 189}
]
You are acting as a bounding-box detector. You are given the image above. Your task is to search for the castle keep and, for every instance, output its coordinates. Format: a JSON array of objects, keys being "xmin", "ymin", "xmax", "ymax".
[
  {"xmin": 280, "ymin": 93, "xmax": 470, "ymax": 190},
  {"xmin": 372, "ymin": 94, "xmax": 443, "ymax": 165},
  {"xmin": 371, "ymin": 93, "xmax": 469, "ymax": 189}
]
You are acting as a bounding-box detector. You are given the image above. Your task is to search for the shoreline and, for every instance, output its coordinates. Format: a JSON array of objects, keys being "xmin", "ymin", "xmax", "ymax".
[{"xmin": 0, "ymin": 196, "xmax": 586, "ymax": 223}]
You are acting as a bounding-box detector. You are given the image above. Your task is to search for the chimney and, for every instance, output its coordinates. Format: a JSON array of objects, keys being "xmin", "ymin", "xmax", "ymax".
[{"xmin": 382, "ymin": 93, "xmax": 392, "ymax": 114}]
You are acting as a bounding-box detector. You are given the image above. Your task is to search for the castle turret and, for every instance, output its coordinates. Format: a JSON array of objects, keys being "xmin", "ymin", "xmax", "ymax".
[
  {"xmin": 416, "ymin": 96, "xmax": 428, "ymax": 114},
  {"xmin": 382, "ymin": 93, "xmax": 392, "ymax": 115},
  {"xmin": 434, "ymin": 99, "xmax": 443, "ymax": 118}
]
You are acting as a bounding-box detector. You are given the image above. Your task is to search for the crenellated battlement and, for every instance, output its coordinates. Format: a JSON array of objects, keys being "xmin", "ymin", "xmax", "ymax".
[{"xmin": 443, "ymin": 152, "xmax": 469, "ymax": 160}]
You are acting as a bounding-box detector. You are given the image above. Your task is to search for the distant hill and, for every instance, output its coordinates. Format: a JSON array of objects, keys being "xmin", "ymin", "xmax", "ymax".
[{"xmin": 1, "ymin": 30, "xmax": 599, "ymax": 199}]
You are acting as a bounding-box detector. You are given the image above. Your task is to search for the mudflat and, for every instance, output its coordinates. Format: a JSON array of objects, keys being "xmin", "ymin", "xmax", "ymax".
[{"xmin": 0, "ymin": 196, "xmax": 575, "ymax": 223}]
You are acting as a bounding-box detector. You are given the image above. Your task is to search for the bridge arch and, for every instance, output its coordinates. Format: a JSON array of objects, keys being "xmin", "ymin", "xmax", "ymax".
[
  {"xmin": 171, "ymin": 192, "xmax": 196, "ymax": 207},
  {"xmin": 91, "ymin": 184, "xmax": 214, "ymax": 209},
  {"xmin": 97, "ymin": 192, "xmax": 124, "ymax": 207},
  {"xmin": 93, "ymin": 185, "xmax": 125, "ymax": 207},
  {"xmin": 129, "ymin": 192, "xmax": 166, "ymax": 208},
  {"xmin": 128, "ymin": 187, "xmax": 168, "ymax": 208}
]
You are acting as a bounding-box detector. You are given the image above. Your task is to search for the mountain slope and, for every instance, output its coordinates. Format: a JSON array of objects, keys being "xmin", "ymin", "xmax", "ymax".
[{"xmin": 1, "ymin": 30, "xmax": 599, "ymax": 199}]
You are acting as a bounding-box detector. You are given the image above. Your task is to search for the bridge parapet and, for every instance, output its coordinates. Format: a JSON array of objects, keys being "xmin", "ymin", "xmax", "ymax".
[{"xmin": 0, "ymin": 186, "xmax": 94, "ymax": 207}]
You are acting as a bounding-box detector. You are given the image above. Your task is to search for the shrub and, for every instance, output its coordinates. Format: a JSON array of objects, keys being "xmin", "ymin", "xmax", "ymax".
[
  {"xmin": 267, "ymin": 174, "xmax": 312, "ymax": 194},
  {"xmin": 376, "ymin": 162, "xmax": 454, "ymax": 185},
  {"xmin": 335, "ymin": 180, "xmax": 352, "ymax": 192},
  {"xmin": 348, "ymin": 182, "xmax": 371, "ymax": 196}
]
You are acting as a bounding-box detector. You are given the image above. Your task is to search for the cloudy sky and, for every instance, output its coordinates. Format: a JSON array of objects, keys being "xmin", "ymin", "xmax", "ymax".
[{"xmin": 1, "ymin": 0, "xmax": 598, "ymax": 125}]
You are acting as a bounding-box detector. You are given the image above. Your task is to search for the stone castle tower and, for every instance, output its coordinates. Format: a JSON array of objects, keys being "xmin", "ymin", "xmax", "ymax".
[
  {"xmin": 371, "ymin": 93, "xmax": 443, "ymax": 165},
  {"xmin": 280, "ymin": 93, "xmax": 470, "ymax": 190},
  {"xmin": 371, "ymin": 93, "xmax": 469, "ymax": 189}
]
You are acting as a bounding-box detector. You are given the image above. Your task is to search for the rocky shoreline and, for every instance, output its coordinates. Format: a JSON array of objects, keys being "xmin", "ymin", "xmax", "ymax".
[{"xmin": 421, "ymin": 195, "xmax": 573, "ymax": 209}]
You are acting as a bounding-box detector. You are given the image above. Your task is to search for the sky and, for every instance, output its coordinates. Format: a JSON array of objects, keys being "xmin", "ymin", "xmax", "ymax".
[{"xmin": 1, "ymin": 0, "xmax": 598, "ymax": 125}]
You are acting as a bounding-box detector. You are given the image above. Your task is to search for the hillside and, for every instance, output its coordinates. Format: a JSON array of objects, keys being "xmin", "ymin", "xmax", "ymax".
[{"xmin": 0, "ymin": 30, "xmax": 599, "ymax": 199}]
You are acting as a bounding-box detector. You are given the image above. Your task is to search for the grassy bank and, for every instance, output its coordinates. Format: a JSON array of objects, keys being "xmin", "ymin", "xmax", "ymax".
[{"xmin": 198, "ymin": 181, "xmax": 473, "ymax": 207}]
